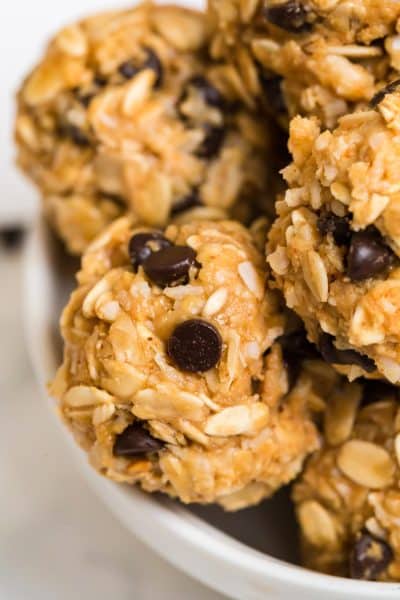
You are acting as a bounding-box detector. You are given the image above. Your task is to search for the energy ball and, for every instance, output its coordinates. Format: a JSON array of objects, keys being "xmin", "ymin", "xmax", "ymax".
[
  {"xmin": 293, "ymin": 382, "xmax": 400, "ymax": 581},
  {"xmin": 16, "ymin": 3, "xmax": 278, "ymax": 255},
  {"xmin": 50, "ymin": 216, "xmax": 323, "ymax": 509},
  {"xmin": 208, "ymin": 0, "xmax": 400, "ymax": 127},
  {"xmin": 267, "ymin": 89, "xmax": 400, "ymax": 384}
]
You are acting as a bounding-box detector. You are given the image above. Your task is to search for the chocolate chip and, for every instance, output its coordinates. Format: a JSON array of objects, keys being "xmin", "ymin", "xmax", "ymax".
[
  {"xmin": 259, "ymin": 73, "xmax": 287, "ymax": 114},
  {"xmin": 370, "ymin": 79, "xmax": 400, "ymax": 108},
  {"xmin": 317, "ymin": 212, "xmax": 351, "ymax": 246},
  {"xmin": 196, "ymin": 125, "xmax": 225, "ymax": 159},
  {"xmin": 143, "ymin": 48, "xmax": 163, "ymax": 88},
  {"xmin": 188, "ymin": 75, "xmax": 225, "ymax": 108},
  {"xmin": 74, "ymin": 76, "xmax": 107, "ymax": 107},
  {"xmin": 319, "ymin": 333, "xmax": 376, "ymax": 373},
  {"xmin": 171, "ymin": 190, "xmax": 202, "ymax": 216},
  {"xmin": 0, "ymin": 226, "xmax": 25, "ymax": 251},
  {"xmin": 167, "ymin": 319, "xmax": 222, "ymax": 372},
  {"xmin": 128, "ymin": 232, "xmax": 172, "ymax": 271},
  {"xmin": 362, "ymin": 379, "xmax": 399, "ymax": 406},
  {"xmin": 61, "ymin": 124, "xmax": 91, "ymax": 147},
  {"xmin": 350, "ymin": 532, "xmax": 393, "ymax": 580},
  {"xmin": 262, "ymin": 1, "xmax": 313, "ymax": 32},
  {"xmin": 119, "ymin": 61, "xmax": 141, "ymax": 79},
  {"xmin": 347, "ymin": 228, "xmax": 393, "ymax": 281},
  {"xmin": 113, "ymin": 422, "xmax": 164, "ymax": 458},
  {"xmin": 118, "ymin": 48, "xmax": 163, "ymax": 87},
  {"xmin": 143, "ymin": 245, "xmax": 200, "ymax": 287}
]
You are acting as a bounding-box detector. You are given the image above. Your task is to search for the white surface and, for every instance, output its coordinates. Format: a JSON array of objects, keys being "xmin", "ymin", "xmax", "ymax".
[
  {"xmin": 1, "ymin": 0, "xmax": 202, "ymax": 226},
  {"xmin": 0, "ymin": 247, "xmax": 226, "ymax": 600},
  {"xmin": 2, "ymin": 0, "xmax": 112, "ymax": 225},
  {"xmin": 23, "ymin": 218, "xmax": 400, "ymax": 600}
]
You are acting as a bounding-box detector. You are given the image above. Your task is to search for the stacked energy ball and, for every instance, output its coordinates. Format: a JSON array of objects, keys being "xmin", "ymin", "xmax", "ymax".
[{"xmin": 16, "ymin": 0, "xmax": 400, "ymax": 582}]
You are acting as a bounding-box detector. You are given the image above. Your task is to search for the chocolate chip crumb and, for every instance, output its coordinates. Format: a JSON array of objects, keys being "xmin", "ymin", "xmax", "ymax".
[
  {"xmin": 113, "ymin": 422, "xmax": 164, "ymax": 457},
  {"xmin": 317, "ymin": 212, "xmax": 351, "ymax": 246},
  {"xmin": 262, "ymin": 1, "xmax": 313, "ymax": 33},
  {"xmin": 167, "ymin": 319, "xmax": 222, "ymax": 372},
  {"xmin": 350, "ymin": 532, "xmax": 393, "ymax": 580}
]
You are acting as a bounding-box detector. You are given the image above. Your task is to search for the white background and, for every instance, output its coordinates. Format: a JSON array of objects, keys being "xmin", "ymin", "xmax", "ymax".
[{"xmin": 0, "ymin": 1, "xmax": 226, "ymax": 598}]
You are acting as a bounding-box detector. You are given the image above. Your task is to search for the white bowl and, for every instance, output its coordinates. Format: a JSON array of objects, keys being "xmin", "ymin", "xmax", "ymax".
[{"xmin": 23, "ymin": 218, "xmax": 400, "ymax": 600}]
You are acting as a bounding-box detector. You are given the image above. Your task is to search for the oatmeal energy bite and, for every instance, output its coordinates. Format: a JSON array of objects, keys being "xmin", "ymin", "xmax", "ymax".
[
  {"xmin": 268, "ymin": 87, "xmax": 400, "ymax": 384},
  {"xmin": 50, "ymin": 216, "xmax": 323, "ymax": 509},
  {"xmin": 293, "ymin": 382, "xmax": 400, "ymax": 581},
  {"xmin": 208, "ymin": 0, "xmax": 400, "ymax": 127},
  {"xmin": 15, "ymin": 3, "xmax": 279, "ymax": 255}
]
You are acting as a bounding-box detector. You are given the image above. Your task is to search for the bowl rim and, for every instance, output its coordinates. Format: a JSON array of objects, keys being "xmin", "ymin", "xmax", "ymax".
[{"xmin": 23, "ymin": 217, "xmax": 400, "ymax": 599}]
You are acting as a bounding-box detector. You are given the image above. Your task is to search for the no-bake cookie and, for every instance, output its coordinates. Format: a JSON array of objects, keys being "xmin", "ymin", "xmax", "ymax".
[
  {"xmin": 16, "ymin": 3, "xmax": 278, "ymax": 254},
  {"xmin": 208, "ymin": 0, "xmax": 400, "ymax": 127},
  {"xmin": 268, "ymin": 88, "xmax": 400, "ymax": 383},
  {"xmin": 50, "ymin": 216, "xmax": 325, "ymax": 509},
  {"xmin": 293, "ymin": 382, "xmax": 400, "ymax": 581}
]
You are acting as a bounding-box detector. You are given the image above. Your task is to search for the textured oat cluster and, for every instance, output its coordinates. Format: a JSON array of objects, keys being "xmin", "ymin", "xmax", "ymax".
[
  {"xmin": 18, "ymin": 0, "xmax": 400, "ymax": 583},
  {"xmin": 50, "ymin": 217, "xmax": 325, "ymax": 509},
  {"xmin": 268, "ymin": 92, "xmax": 400, "ymax": 384},
  {"xmin": 208, "ymin": 0, "xmax": 400, "ymax": 127},
  {"xmin": 16, "ymin": 3, "xmax": 279, "ymax": 254},
  {"xmin": 293, "ymin": 384, "xmax": 400, "ymax": 581}
]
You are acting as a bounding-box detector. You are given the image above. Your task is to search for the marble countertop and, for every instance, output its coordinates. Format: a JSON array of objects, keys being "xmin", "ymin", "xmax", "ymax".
[{"xmin": 0, "ymin": 245, "xmax": 226, "ymax": 600}]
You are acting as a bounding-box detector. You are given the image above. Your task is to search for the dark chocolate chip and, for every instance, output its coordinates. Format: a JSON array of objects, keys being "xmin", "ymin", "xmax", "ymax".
[
  {"xmin": 128, "ymin": 231, "xmax": 172, "ymax": 271},
  {"xmin": 118, "ymin": 48, "xmax": 163, "ymax": 88},
  {"xmin": 259, "ymin": 73, "xmax": 287, "ymax": 114},
  {"xmin": 370, "ymin": 79, "xmax": 400, "ymax": 108},
  {"xmin": 171, "ymin": 190, "xmax": 202, "ymax": 215},
  {"xmin": 0, "ymin": 226, "xmax": 25, "ymax": 251},
  {"xmin": 143, "ymin": 48, "xmax": 163, "ymax": 88},
  {"xmin": 167, "ymin": 319, "xmax": 222, "ymax": 372},
  {"xmin": 113, "ymin": 422, "xmax": 164, "ymax": 458},
  {"xmin": 347, "ymin": 228, "xmax": 394, "ymax": 281},
  {"xmin": 118, "ymin": 60, "xmax": 140, "ymax": 79},
  {"xmin": 262, "ymin": 0, "xmax": 313, "ymax": 32},
  {"xmin": 61, "ymin": 124, "xmax": 91, "ymax": 147},
  {"xmin": 317, "ymin": 212, "xmax": 352, "ymax": 246},
  {"xmin": 195, "ymin": 125, "xmax": 225, "ymax": 159},
  {"xmin": 74, "ymin": 77, "xmax": 107, "ymax": 107},
  {"xmin": 350, "ymin": 532, "xmax": 393, "ymax": 580},
  {"xmin": 319, "ymin": 333, "xmax": 376, "ymax": 373},
  {"xmin": 362, "ymin": 379, "xmax": 399, "ymax": 406},
  {"xmin": 143, "ymin": 245, "xmax": 200, "ymax": 287},
  {"xmin": 188, "ymin": 75, "xmax": 225, "ymax": 108}
]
